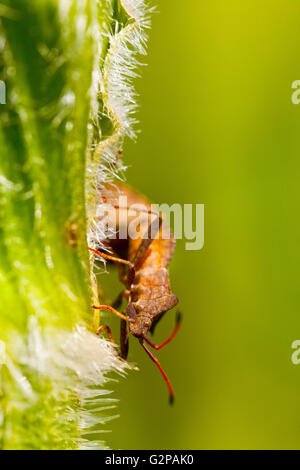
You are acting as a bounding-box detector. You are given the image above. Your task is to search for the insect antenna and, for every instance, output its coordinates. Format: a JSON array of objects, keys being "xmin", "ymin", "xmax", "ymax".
[
  {"xmin": 139, "ymin": 338, "xmax": 175, "ymax": 404},
  {"xmin": 143, "ymin": 311, "xmax": 182, "ymax": 351}
]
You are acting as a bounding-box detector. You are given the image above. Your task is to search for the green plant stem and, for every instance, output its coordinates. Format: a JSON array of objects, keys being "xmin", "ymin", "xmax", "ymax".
[{"xmin": 0, "ymin": 0, "xmax": 100, "ymax": 450}]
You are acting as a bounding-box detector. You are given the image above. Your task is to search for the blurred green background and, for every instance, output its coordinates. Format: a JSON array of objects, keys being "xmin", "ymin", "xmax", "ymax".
[{"xmin": 102, "ymin": 0, "xmax": 300, "ymax": 449}]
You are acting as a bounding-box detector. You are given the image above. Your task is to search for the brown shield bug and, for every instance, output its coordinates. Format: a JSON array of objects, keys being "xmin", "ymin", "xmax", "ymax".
[{"xmin": 90, "ymin": 183, "xmax": 181, "ymax": 403}]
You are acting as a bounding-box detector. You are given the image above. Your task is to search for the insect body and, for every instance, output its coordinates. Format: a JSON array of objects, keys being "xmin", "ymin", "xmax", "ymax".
[{"xmin": 90, "ymin": 184, "xmax": 181, "ymax": 403}]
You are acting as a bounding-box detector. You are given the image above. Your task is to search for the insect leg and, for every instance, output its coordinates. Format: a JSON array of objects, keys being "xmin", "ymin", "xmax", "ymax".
[
  {"xmin": 120, "ymin": 319, "xmax": 129, "ymax": 359},
  {"xmin": 97, "ymin": 325, "xmax": 115, "ymax": 343},
  {"xmin": 143, "ymin": 312, "xmax": 182, "ymax": 351},
  {"xmin": 111, "ymin": 290, "xmax": 129, "ymax": 310},
  {"xmin": 89, "ymin": 247, "xmax": 135, "ymax": 287},
  {"xmin": 108, "ymin": 291, "xmax": 130, "ymax": 358},
  {"xmin": 120, "ymin": 301, "xmax": 138, "ymax": 359},
  {"xmin": 94, "ymin": 305, "xmax": 131, "ymax": 357},
  {"xmin": 93, "ymin": 304, "xmax": 128, "ymax": 321},
  {"xmin": 139, "ymin": 338, "xmax": 174, "ymax": 404},
  {"xmin": 97, "ymin": 313, "xmax": 129, "ymax": 358}
]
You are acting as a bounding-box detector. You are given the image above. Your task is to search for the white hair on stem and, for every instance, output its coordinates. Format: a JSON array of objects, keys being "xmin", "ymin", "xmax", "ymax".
[
  {"xmin": 81, "ymin": 0, "xmax": 151, "ymax": 448},
  {"xmin": 1, "ymin": 316, "xmax": 129, "ymax": 450},
  {"xmin": 0, "ymin": 0, "xmax": 151, "ymax": 451},
  {"xmin": 86, "ymin": 0, "xmax": 152, "ymax": 259}
]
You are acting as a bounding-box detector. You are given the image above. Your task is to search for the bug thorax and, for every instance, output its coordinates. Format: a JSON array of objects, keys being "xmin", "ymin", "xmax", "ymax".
[{"xmin": 129, "ymin": 315, "xmax": 151, "ymax": 338}]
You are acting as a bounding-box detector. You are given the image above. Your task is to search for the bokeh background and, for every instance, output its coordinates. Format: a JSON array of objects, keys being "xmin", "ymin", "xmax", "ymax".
[{"xmin": 101, "ymin": 0, "xmax": 300, "ymax": 449}]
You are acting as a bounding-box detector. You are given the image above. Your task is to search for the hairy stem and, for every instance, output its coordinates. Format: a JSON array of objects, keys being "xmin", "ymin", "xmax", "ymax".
[{"xmin": 0, "ymin": 0, "xmax": 150, "ymax": 449}]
